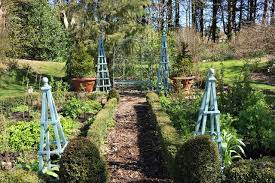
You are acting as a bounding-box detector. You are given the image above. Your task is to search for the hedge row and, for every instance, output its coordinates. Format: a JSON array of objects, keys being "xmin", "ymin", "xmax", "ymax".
[
  {"xmin": 0, "ymin": 169, "xmax": 41, "ymax": 183},
  {"xmin": 60, "ymin": 97, "xmax": 118, "ymax": 182},
  {"xmin": 87, "ymin": 98, "xmax": 118, "ymax": 147},
  {"xmin": 146, "ymin": 92, "xmax": 182, "ymax": 178}
]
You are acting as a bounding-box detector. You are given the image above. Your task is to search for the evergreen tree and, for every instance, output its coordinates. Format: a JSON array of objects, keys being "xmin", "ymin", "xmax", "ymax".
[{"xmin": 9, "ymin": 0, "xmax": 67, "ymax": 61}]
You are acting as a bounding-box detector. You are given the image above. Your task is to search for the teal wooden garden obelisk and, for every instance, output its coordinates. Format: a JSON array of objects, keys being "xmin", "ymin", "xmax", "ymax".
[
  {"xmin": 38, "ymin": 77, "xmax": 68, "ymax": 172},
  {"xmin": 96, "ymin": 35, "xmax": 111, "ymax": 92},
  {"xmin": 157, "ymin": 32, "xmax": 170, "ymax": 93},
  {"xmin": 195, "ymin": 68, "xmax": 222, "ymax": 157}
]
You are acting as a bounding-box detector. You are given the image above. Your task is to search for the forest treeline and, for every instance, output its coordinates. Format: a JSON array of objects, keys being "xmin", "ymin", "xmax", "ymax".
[{"xmin": 0, "ymin": 0, "xmax": 274, "ymax": 62}]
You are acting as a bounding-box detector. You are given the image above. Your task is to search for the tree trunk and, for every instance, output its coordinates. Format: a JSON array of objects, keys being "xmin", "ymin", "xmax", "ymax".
[
  {"xmin": 262, "ymin": 0, "xmax": 268, "ymax": 25},
  {"xmin": 211, "ymin": 0, "xmax": 219, "ymax": 42},
  {"xmin": 199, "ymin": 2, "xmax": 204, "ymax": 37},
  {"xmin": 227, "ymin": 0, "xmax": 233, "ymax": 40},
  {"xmin": 238, "ymin": 0, "xmax": 243, "ymax": 30},
  {"xmin": 167, "ymin": 0, "xmax": 173, "ymax": 28},
  {"xmin": 175, "ymin": 0, "xmax": 180, "ymax": 28},
  {"xmin": 192, "ymin": 0, "xmax": 197, "ymax": 29},
  {"xmin": 232, "ymin": 0, "xmax": 237, "ymax": 32},
  {"xmin": 160, "ymin": 0, "xmax": 165, "ymax": 31},
  {"xmin": 271, "ymin": 0, "xmax": 275, "ymax": 25}
]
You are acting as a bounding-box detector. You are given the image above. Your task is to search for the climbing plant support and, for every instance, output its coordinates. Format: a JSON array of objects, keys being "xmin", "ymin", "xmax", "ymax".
[
  {"xmin": 195, "ymin": 68, "xmax": 223, "ymax": 159},
  {"xmin": 38, "ymin": 77, "xmax": 68, "ymax": 172},
  {"xmin": 157, "ymin": 32, "xmax": 170, "ymax": 93},
  {"xmin": 96, "ymin": 35, "xmax": 111, "ymax": 92}
]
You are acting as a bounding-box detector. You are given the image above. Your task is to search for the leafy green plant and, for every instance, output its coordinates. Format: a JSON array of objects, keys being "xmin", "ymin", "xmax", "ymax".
[
  {"xmin": 7, "ymin": 121, "xmax": 40, "ymax": 152},
  {"xmin": 159, "ymin": 94, "xmax": 200, "ymax": 137},
  {"xmin": 4, "ymin": 117, "xmax": 79, "ymax": 152},
  {"xmin": 11, "ymin": 105, "xmax": 29, "ymax": 113},
  {"xmin": 62, "ymin": 98, "xmax": 102, "ymax": 119},
  {"xmin": 238, "ymin": 92, "xmax": 273, "ymax": 150},
  {"xmin": 222, "ymin": 129, "xmax": 246, "ymax": 166}
]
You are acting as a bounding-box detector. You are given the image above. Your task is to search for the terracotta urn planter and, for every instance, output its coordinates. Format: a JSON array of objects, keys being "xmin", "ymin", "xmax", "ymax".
[
  {"xmin": 171, "ymin": 76, "xmax": 195, "ymax": 92},
  {"xmin": 71, "ymin": 77, "xmax": 96, "ymax": 92}
]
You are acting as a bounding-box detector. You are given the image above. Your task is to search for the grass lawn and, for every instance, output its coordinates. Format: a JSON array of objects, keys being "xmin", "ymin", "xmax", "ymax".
[
  {"xmin": 198, "ymin": 59, "xmax": 275, "ymax": 92},
  {"xmin": 13, "ymin": 59, "xmax": 66, "ymax": 77},
  {"xmin": 0, "ymin": 59, "xmax": 66, "ymax": 98}
]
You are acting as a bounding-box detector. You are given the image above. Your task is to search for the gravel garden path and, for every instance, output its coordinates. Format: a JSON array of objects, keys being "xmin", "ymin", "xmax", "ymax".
[{"xmin": 107, "ymin": 91, "xmax": 173, "ymax": 183}]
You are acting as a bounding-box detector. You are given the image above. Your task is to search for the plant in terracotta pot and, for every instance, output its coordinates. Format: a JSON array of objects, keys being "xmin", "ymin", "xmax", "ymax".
[
  {"xmin": 171, "ymin": 42, "xmax": 195, "ymax": 92},
  {"xmin": 66, "ymin": 43, "xmax": 96, "ymax": 92}
]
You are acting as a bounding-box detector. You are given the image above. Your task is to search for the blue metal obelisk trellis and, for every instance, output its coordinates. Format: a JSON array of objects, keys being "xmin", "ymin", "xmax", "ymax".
[
  {"xmin": 38, "ymin": 77, "xmax": 68, "ymax": 172},
  {"xmin": 157, "ymin": 32, "xmax": 170, "ymax": 93},
  {"xmin": 96, "ymin": 35, "xmax": 111, "ymax": 92},
  {"xmin": 195, "ymin": 68, "xmax": 223, "ymax": 158}
]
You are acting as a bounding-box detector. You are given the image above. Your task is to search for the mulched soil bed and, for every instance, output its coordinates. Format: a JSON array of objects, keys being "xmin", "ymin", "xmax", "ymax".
[{"xmin": 107, "ymin": 91, "xmax": 173, "ymax": 183}]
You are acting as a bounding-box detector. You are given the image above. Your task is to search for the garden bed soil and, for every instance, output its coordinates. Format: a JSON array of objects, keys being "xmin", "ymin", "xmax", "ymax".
[
  {"xmin": 0, "ymin": 152, "xmax": 20, "ymax": 170},
  {"xmin": 10, "ymin": 112, "xmax": 33, "ymax": 122},
  {"xmin": 107, "ymin": 91, "xmax": 173, "ymax": 182},
  {"xmin": 251, "ymin": 72, "xmax": 275, "ymax": 86}
]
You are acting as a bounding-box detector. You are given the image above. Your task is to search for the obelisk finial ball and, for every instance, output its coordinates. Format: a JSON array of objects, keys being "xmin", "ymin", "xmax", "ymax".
[
  {"xmin": 42, "ymin": 77, "xmax": 48, "ymax": 84},
  {"xmin": 209, "ymin": 68, "xmax": 215, "ymax": 75}
]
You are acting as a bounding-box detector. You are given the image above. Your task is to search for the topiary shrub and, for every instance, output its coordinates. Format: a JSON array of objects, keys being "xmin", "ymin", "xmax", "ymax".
[
  {"xmin": 60, "ymin": 137, "xmax": 107, "ymax": 183},
  {"xmin": 107, "ymin": 89, "xmax": 120, "ymax": 102},
  {"xmin": 175, "ymin": 135, "xmax": 221, "ymax": 183},
  {"xmin": 223, "ymin": 157, "xmax": 275, "ymax": 183},
  {"xmin": 0, "ymin": 169, "xmax": 40, "ymax": 183}
]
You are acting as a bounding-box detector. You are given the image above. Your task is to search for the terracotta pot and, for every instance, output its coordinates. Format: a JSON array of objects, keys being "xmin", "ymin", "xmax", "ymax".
[
  {"xmin": 171, "ymin": 76, "xmax": 195, "ymax": 92},
  {"xmin": 71, "ymin": 77, "xmax": 96, "ymax": 92}
]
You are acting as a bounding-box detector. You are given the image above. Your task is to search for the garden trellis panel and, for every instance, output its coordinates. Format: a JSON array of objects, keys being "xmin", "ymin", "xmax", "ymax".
[
  {"xmin": 157, "ymin": 32, "xmax": 170, "ymax": 93},
  {"xmin": 96, "ymin": 35, "xmax": 111, "ymax": 92},
  {"xmin": 195, "ymin": 68, "xmax": 223, "ymax": 158},
  {"xmin": 38, "ymin": 77, "xmax": 68, "ymax": 172}
]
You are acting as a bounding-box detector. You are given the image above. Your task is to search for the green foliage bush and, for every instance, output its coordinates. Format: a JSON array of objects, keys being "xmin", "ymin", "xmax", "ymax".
[
  {"xmin": 107, "ymin": 89, "xmax": 120, "ymax": 102},
  {"xmin": 60, "ymin": 137, "xmax": 107, "ymax": 183},
  {"xmin": 238, "ymin": 92, "xmax": 273, "ymax": 149},
  {"xmin": 87, "ymin": 98, "xmax": 118, "ymax": 147},
  {"xmin": 0, "ymin": 169, "xmax": 40, "ymax": 183},
  {"xmin": 62, "ymin": 97, "xmax": 102, "ymax": 119},
  {"xmin": 146, "ymin": 92, "xmax": 182, "ymax": 178},
  {"xmin": 223, "ymin": 157, "xmax": 275, "ymax": 183},
  {"xmin": 175, "ymin": 135, "xmax": 221, "ymax": 183},
  {"xmin": 66, "ymin": 43, "xmax": 95, "ymax": 78},
  {"xmin": 9, "ymin": 0, "xmax": 68, "ymax": 61}
]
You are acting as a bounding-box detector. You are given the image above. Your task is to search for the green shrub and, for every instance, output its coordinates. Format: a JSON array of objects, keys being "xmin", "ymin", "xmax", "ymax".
[
  {"xmin": 62, "ymin": 97, "xmax": 102, "ymax": 119},
  {"xmin": 66, "ymin": 43, "xmax": 95, "ymax": 78},
  {"xmin": 223, "ymin": 157, "xmax": 275, "ymax": 183},
  {"xmin": 238, "ymin": 92, "xmax": 273, "ymax": 149},
  {"xmin": 87, "ymin": 98, "xmax": 118, "ymax": 147},
  {"xmin": 159, "ymin": 94, "xmax": 200, "ymax": 137},
  {"xmin": 0, "ymin": 169, "xmax": 40, "ymax": 183},
  {"xmin": 107, "ymin": 89, "xmax": 120, "ymax": 102},
  {"xmin": 146, "ymin": 92, "xmax": 182, "ymax": 178},
  {"xmin": 60, "ymin": 137, "xmax": 107, "ymax": 183},
  {"xmin": 175, "ymin": 135, "xmax": 221, "ymax": 183}
]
